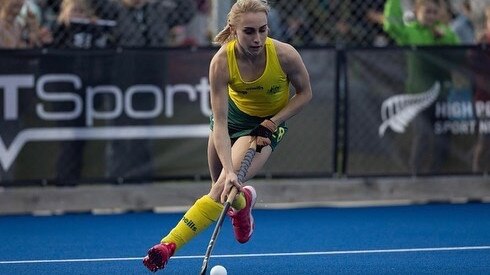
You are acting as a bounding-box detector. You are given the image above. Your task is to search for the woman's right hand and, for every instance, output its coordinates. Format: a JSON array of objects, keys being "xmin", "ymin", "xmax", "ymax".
[{"xmin": 250, "ymin": 119, "xmax": 277, "ymax": 151}]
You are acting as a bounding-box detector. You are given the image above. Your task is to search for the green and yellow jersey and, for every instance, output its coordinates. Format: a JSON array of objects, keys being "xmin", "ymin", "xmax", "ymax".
[
  {"xmin": 209, "ymin": 37, "xmax": 289, "ymax": 149},
  {"xmin": 227, "ymin": 37, "xmax": 289, "ymax": 117}
]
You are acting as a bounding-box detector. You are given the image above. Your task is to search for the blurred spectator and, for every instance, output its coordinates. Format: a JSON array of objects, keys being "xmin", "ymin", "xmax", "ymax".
[
  {"xmin": 0, "ymin": 0, "xmax": 51, "ymax": 182},
  {"xmin": 0, "ymin": 0, "xmax": 52, "ymax": 48},
  {"xmin": 467, "ymin": 0, "xmax": 490, "ymax": 40},
  {"xmin": 480, "ymin": 6, "xmax": 490, "ymax": 43},
  {"xmin": 17, "ymin": 0, "xmax": 61, "ymax": 35},
  {"xmin": 316, "ymin": 0, "xmax": 358, "ymax": 46},
  {"xmin": 472, "ymin": 6, "xmax": 490, "ymax": 172},
  {"xmin": 448, "ymin": 0, "xmax": 476, "ymax": 44},
  {"xmin": 277, "ymin": 0, "xmax": 314, "ymax": 46},
  {"xmin": 383, "ymin": 0, "xmax": 460, "ymax": 175},
  {"xmin": 308, "ymin": 0, "xmax": 378, "ymax": 47},
  {"xmin": 51, "ymin": 0, "xmax": 114, "ymax": 49},
  {"xmin": 90, "ymin": 0, "xmax": 197, "ymax": 179},
  {"xmin": 365, "ymin": 0, "xmax": 395, "ymax": 46},
  {"xmin": 383, "ymin": 0, "xmax": 459, "ymax": 45},
  {"xmin": 19, "ymin": 0, "xmax": 42, "ymax": 24},
  {"xmin": 94, "ymin": 0, "xmax": 196, "ymax": 47},
  {"xmin": 47, "ymin": 0, "xmax": 115, "ymax": 182},
  {"xmin": 33, "ymin": 0, "xmax": 60, "ymax": 30},
  {"xmin": 170, "ymin": 0, "xmax": 211, "ymax": 46},
  {"xmin": 266, "ymin": 4, "xmax": 285, "ymax": 41}
]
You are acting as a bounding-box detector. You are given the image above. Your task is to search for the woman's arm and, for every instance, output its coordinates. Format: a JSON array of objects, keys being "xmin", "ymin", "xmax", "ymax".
[
  {"xmin": 208, "ymin": 47, "xmax": 237, "ymax": 181},
  {"xmin": 383, "ymin": 0, "xmax": 407, "ymax": 44},
  {"xmin": 271, "ymin": 41, "xmax": 312, "ymax": 126}
]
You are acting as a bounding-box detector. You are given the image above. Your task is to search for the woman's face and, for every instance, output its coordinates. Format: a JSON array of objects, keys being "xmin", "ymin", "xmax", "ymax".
[
  {"xmin": 234, "ymin": 12, "xmax": 268, "ymax": 56},
  {"xmin": 416, "ymin": 2, "xmax": 439, "ymax": 26},
  {"xmin": 67, "ymin": 3, "xmax": 88, "ymax": 19}
]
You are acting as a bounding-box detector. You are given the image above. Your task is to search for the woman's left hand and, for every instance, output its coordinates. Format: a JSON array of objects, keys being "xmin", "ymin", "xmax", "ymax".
[{"xmin": 220, "ymin": 171, "xmax": 242, "ymax": 203}]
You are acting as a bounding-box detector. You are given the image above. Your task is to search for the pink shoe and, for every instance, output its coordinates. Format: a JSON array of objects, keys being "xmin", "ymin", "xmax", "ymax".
[
  {"xmin": 143, "ymin": 242, "xmax": 176, "ymax": 272},
  {"xmin": 228, "ymin": 186, "xmax": 257, "ymax": 243}
]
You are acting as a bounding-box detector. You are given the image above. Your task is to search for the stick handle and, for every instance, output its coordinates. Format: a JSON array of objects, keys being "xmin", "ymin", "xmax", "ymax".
[
  {"xmin": 227, "ymin": 140, "xmax": 256, "ymax": 202},
  {"xmin": 226, "ymin": 187, "xmax": 239, "ymax": 204},
  {"xmin": 199, "ymin": 139, "xmax": 257, "ymax": 275}
]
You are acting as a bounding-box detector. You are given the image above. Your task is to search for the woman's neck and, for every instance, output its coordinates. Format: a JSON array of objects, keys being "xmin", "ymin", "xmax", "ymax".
[{"xmin": 236, "ymin": 43, "xmax": 264, "ymax": 64}]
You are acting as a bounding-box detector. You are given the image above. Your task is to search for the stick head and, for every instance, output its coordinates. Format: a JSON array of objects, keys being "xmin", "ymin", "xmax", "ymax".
[{"xmin": 199, "ymin": 262, "xmax": 208, "ymax": 275}]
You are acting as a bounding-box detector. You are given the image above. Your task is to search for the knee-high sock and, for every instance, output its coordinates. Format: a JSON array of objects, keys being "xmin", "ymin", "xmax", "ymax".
[{"xmin": 161, "ymin": 195, "xmax": 223, "ymax": 250}]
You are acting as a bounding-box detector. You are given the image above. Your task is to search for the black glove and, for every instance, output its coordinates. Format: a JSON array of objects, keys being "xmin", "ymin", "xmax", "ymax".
[
  {"xmin": 250, "ymin": 124, "xmax": 273, "ymax": 140},
  {"xmin": 250, "ymin": 119, "xmax": 277, "ymax": 153}
]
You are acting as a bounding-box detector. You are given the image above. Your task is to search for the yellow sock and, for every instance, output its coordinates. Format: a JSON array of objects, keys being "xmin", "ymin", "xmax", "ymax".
[
  {"xmin": 231, "ymin": 192, "xmax": 246, "ymax": 210},
  {"xmin": 161, "ymin": 195, "xmax": 223, "ymax": 250}
]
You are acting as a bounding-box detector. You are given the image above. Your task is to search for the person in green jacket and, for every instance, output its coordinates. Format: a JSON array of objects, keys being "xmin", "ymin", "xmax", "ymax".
[
  {"xmin": 383, "ymin": 0, "xmax": 460, "ymax": 174},
  {"xmin": 384, "ymin": 0, "xmax": 459, "ymax": 93},
  {"xmin": 383, "ymin": 0, "xmax": 459, "ymax": 45}
]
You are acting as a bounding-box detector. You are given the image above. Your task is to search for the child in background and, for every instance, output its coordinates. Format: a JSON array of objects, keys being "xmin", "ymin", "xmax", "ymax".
[
  {"xmin": 383, "ymin": 0, "xmax": 460, "ymax": 175},
  {"xmin": 383, "ymin": 0, "xmax": 459, "ymax": 46}
]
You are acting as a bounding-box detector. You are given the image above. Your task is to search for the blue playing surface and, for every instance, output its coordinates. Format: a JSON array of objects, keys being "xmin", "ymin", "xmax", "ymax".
[{"xmin": 1, "ymin": 203, "xmax": 490, "ymax": 274}]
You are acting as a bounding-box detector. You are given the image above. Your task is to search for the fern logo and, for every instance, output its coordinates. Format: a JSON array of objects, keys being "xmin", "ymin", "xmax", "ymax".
[{"xmin": 378, "ymin": 82, "xmax": 440, "ymax": 137}]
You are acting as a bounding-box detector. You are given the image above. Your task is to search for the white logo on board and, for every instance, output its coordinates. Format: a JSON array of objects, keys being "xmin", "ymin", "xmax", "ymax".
[
  {"xmin": 0, "ymin": 74, "xmax": 212, "ymax": 170},
  {"xmin": 378, "ymin": 82, "xmax": 440, "ymax": 137}
]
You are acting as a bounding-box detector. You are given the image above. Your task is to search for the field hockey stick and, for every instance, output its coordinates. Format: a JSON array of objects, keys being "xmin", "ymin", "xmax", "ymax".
[{"xmin": 199, "ymin": 139, "xmax": 257, "ymax": 275}]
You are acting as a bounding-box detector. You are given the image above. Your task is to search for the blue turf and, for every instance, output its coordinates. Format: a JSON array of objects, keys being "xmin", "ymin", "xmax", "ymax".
[{"xmin": 1, "ymin": 203, "xmax": 490, "ymax": 274}]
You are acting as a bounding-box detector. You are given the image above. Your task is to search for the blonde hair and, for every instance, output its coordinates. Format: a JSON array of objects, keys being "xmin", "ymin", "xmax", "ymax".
[
  {"xmin": 213, "ymin": 0, "xmax": 270, "ymax": 45},
  {"xmin": 58, "ymin": 0, "xmax": 94, "ymax": 25}
]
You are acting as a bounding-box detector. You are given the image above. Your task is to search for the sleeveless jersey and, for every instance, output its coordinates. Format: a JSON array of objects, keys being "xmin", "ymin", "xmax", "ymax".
[{"xmin": 226, "ymin": 37, "xmax": 289, "ymax": 117}]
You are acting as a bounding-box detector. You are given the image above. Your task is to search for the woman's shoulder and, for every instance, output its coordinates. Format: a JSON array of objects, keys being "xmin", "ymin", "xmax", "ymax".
[
  {"xmin": 210, "ymin": 43, "xmax": 230, "ymax": 69},
  {"xmin": 271, "ymin": 38, "xmax": 300, "ymax": 58},
  {"xmin": 270, "ymin": 38, "xmax": 303, "ymax": 73},
  {"xmin": 271, "ymin": 38, "xmax": 298, "ymax": 57},
  {"xmin": 270, "ymin": 37, "xmax": 292, "ymax": 49},
  {"xmin": 212, "ymin": 42, "xmax": 229, "ymax": 58}
]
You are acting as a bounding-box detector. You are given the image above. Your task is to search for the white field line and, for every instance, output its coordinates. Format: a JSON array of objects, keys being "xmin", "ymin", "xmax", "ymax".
[{"xmin": 1, "ymin": 245, "xmax": 490, "ymax": 264}]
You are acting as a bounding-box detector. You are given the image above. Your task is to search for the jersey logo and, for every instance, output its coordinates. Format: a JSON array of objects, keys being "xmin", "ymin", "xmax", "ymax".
[
  {"xmin": 246, "ymin": 86, "xmax": 263, "ymax": 91},
  {"xmin": 267, "ymin": 85, "xmax": 280, "ymax": 95}
]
